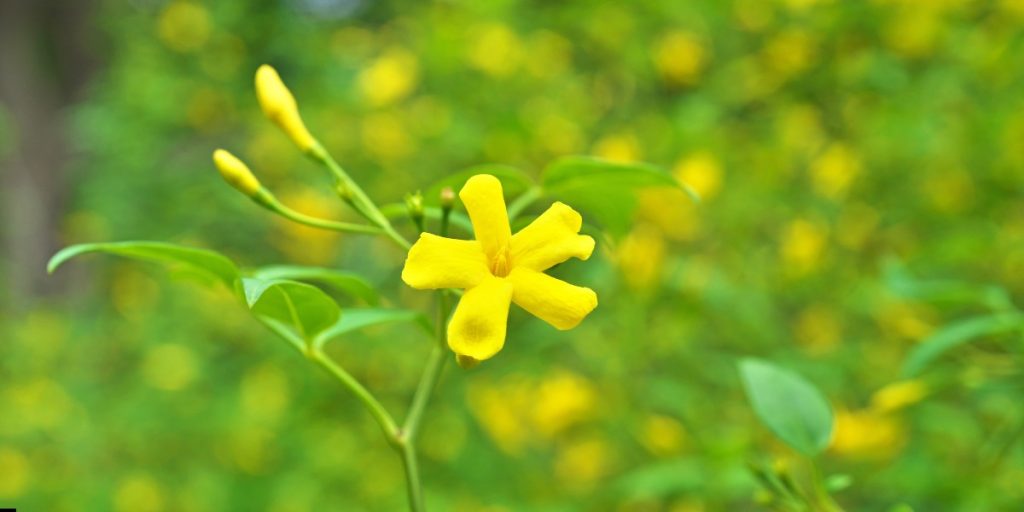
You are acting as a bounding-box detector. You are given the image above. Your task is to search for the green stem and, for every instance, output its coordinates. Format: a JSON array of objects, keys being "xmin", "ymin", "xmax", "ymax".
[
  {"xmin": 311, "ymin": 349, "xmax": 400, "ymax": 447},
  {"xmin": 394, "ymin": 290, "xmax": 451, "ymax": 511},
  {"xmin": 256, "ymin": 191, "xmax": 383, "ymax": 235},
  {"xmin": 400, "ymin": 444, "xmax": 424, "ymax": 512},
  {"xmin": 505, "ymin": 186, "xmax": 542, "ymax": 220}
]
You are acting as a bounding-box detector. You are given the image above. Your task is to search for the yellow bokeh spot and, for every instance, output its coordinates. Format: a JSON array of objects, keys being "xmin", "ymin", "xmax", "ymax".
[
  {"xmin": 811, "ymin": 143, "xmax": 861, "ymax": 200},
  {"xmin": 6, "ymin": 378, "xmax": 73, "ymax": 433},
  {"xmin": 616, "ymin": 224, "xmax": 667, "ymax": 290},
  {"xmin": 673, "ymin": 152, "xmax": 722, "ymax": 200},
  {"xmin": 639, "ymin": 414, "xmax": 688, "ymax": 457},
  {"xmin": 361, "ymin": 111, "xmax": 415, "ymax": 161},
  {"xmin": 187, "ymin": 88, "xmax": 232, "ymax": 133},
  {"xmin": 535, "ymin": 114, "xmax": 583, "ymax": 155},
  {"xmin": 142, "ymin": 343, "xmax": 199, "ymax": 391},
  {"xmin": 555, "ymin": 437, "xmax": 612, "ymax": 489},
  {"xmin": 830, "ymin": 408, "xmax": 906, "ymax": 460},
  {"xmin": 762, "ymin": 30, "xmax": 818, "ymax": 78},
  {"xmin": 240, "ymin": 363, "xmax": 290, "ymax": 424},
  {"xmin": 358, "ymin": 48, "xmax": 420, "ymax": 107},
  {"xmin": 467, "ymin": 377, "xmax": 532, "ymax": 455},
  {"xmin": 836, "ymin": 203, "xmax": 879, "ymax": 250},
  {"xmin": 780, "ymin": 219, "xmax": 828, "ymax": 275},
  {"xmin": 779, "ymin": 104, "xmax": 825, "ymax": 158},
  {"xmin": 114, "ymin": 474, "xmax": 165, "ymax": 512},
  {"xmin": 467, "ymin": 23, "xmax": 523, "ymax": 77},
  {"xmin": 271, "ymin": 188, "xmax": 341, "ymax": 266},
  {"xmin": 525, "ymin": 31, "xmax": 572, "ymax": 78},
  {"xmin": 157, "ymin": 1, "xmax": 211, "ymax": 53},
  {"xmin": 111, "ymin": 266, "xmax": 161, "ymax": 320},
  {"xmin": 876, "ymin": 301, "xmax": 936, "ymax": 342},
  {"xmin": 883, "ymin": 10, "xmax": 940, "ymax": 58},
  {"xmin": 734, "ymin": 0, "xmax": 775, "ymax": 32},
  {"xmin": 593, "ymin": 133, "xmax": 641, "ymax": 163},
  {"xmin": 653, "ymin": 31, "xmax": 707, "ymax": 86},
  {"xmin": 0, "ymin": 448, "xmax": 30, "ymax": 498},
  {"xmin": 870, "ymin": 380, "xmax": 928, "ymax": 413},
  {"xmin": 531, "ymin": 371, "xmax": 598, "ymax": 438},
  {"xmin": 794, "ymin": 305, "xmax": 842, "ymax": 355},
  {"xmin": 924, "ymin": 169, "xmax": 975, "ymax": 214}
]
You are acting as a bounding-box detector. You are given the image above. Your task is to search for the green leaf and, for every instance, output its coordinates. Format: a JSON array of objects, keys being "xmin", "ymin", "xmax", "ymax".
[
  {"xmin": 239, "ymin": 278, "xmax": 342, "ymax": 349},
  {"xmin": 883, "ymin": 259, "xmax": 1013, "ymax": 310},
  {"xmin": 739, "ymin": 358, "xmax": 834, "ymax": 456},
  {"xmin": 424, "ymin": 164, "xmax": 534, "ymax": 205},
  {"xmin": 540, "ymin": 156, "xmax": 698, "ymax": 234},
  {"xmin": 48, "ymin": 241, "xmax": 239, "ymax": 287},
  {"xmin": 902, "ymin": 313, "xmax": 1024, "ymax": 377},
  {"xmin": 313, "ymin": 308, "xmax": 431, "ymax": 351},
  {"xmin": 250, "ymin": 265, "xmax": 379, "ymax": 306}
]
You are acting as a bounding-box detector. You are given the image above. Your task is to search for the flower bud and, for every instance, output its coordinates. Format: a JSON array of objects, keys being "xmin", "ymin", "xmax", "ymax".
[
  {"xmin": 212, "ymin": 149, "xmax": 261, "ymax": 196},
  {"xmin": 255, "ymin": 65, "xmax": 317, "ymax": 152},
  {"xmin": 439, "ymin": 186, "xmax": 455, "ymax": 210}
]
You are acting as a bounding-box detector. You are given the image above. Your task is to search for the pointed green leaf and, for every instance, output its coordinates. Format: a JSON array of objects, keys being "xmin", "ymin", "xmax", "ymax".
[
  {"xmin": 739, "ymin": 358, "xmax": 834, "ymax": 456},
  {"xmin": 250, "ymin": 265, "xmax": 379, "ymax": 306},
  {"xmin": 48, "ymin": 241, "xmax": 239, "ymax": 287},
  {"xmin": 313, "ymin": 308, "xmax": 431, "ymax": 351},
  {"xmin": 902, "ymin": 313, "xmax": 1024, "ymax": 377},
  {"xmin": 541, "ymin": 156, "xmax": 698, "ymax": 235},
  {"xmin": 239, "ymin": 278, "xmax": 342, "ymax": 346}
]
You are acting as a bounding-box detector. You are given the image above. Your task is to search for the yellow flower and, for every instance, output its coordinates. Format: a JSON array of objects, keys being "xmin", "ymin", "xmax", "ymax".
[
  {"xmin": 402, "ymin": 175, "xmax": 598, "ymax": 363},
  {"xmin": 254, "ymin": 65, "xmax": 317, "ymax": 152},
  {"xmin": 212, "ymin": 149, "xmax": 261, "ymax": 197},
  {"xmin": 870, "ymin": 379, "xmax": 928, "ymax": 413}
]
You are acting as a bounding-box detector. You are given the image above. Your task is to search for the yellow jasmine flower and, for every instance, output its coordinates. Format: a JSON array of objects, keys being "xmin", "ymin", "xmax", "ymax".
[
  {"xmin": 402, "ymin": 175, "xmax": 597, "ymax": 363},
  {"xmin": 254, "ymin": 65, "xmax": 317, "ymax": 152}
]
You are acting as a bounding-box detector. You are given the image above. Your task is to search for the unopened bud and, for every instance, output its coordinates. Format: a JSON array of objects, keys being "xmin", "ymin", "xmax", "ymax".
[
  {"xmin": 213, "ymin": 149, "xmax": 261, "ymax": 196},
  {"xmin": 405, "ymin": 191, "xmax": 424, "ymax": 232},
  {"xmin": 439, "ymin": 186, "xmax": 455, "ymax": 210},
  {"xmin": 255, "ymin": 65, "xmax": 317, "ymax": 152}
]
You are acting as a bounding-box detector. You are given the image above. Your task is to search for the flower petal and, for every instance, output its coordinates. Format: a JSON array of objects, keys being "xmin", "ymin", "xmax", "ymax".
[
  {"xmin": 447, "ymin": 277, "xmax": 514, "ymax": 360},
  {"xmin": 511, "ymin": 202, "xmax": 595, "ymax": 271},
  {"xmin": 460, "ymin": 175, "xmax": 511, "ymax": 263},
  {"xmin": 507, "ymin": 267, "xmax": 597, "ymax": 330},
  {"xmin": 402, "ymin": 233, "xmax": 489, "ymax": 289}
]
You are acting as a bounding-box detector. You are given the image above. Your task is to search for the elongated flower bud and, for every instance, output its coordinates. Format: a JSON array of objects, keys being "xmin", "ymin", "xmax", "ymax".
[
  {"xmin": 213, "ymin": 149, "xmax": 261, "ymax": 196},
  {"xmin": 255, "ymin": 65, "xmax": 317, "ymax": 152}
]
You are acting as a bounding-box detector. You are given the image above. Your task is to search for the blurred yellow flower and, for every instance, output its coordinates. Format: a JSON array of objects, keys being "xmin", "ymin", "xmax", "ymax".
[
  {"xmin": 762, "ymin": 29, "xmax": 818, "ymax": 78},
  {"xmin": 212, "ymin": 149, "xmax": 261, "ymax": 197},
  {"xmin": 402, "ymin": 175, "xmax": 597, "ymax": 363},
  {"xmin": 142, "ymin": 343, "xmax": 199, "ymax": 391},
  {"xmin": 467, "ymin": 23, "xmax": 523, "ymax": 77},
  {"xmin": 811, "ymin": 143, "xmax": 861, "ymax": 200},
  {"xmin": 526, "ymin": 31, "xmax": 573, "ymax": 78},
  {"xmin": 555, "ymin": 436, "xmax": 612, "ymax": 489},
  {"xmin": 358, "ymin": 48, "xmax": 419, "ymax": 107},
  {"xmin": 0, "ymin": 448, "xmax": 30, "ymax": 499},
  {"xmin": 271, "ymin": 188, "xmax": 342, "ymax": 266},
  {"xmin": 870, "ymin": 379, "xmax": 928, "ymax": 413},
  {"xmin": 794, "ymin": 304, "xmax": 842, "ymax": 355},
  {"xmin": 467, "ymin": 378, "xmax": 532, "ymax": 455},
  {"xmin": 924, "ymin": 169, "xmax": 975, "ymax": 214},
  {"xmin": 114, "ymin": 473, "xmax": 165, "ymax": 512},
  {"xmin": 531, "ymin": 370, "xmax": 598, "ymax": 437},
  {"xmin": 593, "ymin": 133, "xmax": 641, "ymax": 163},
  {"xmin": 255, "ymin": 65, "xmax": 317, "ymax": 152},
  {"xmin": 653, "ymin": 31, "xmax": 707, "ymax": 86},
  {"xmin": 830, "ymin": 408, "xmax": 907, "ymax": 460},
  {"xmin": 616, "ymin": 224, "xmax": 667, "ymax": 290},
  {"xmin": 241, "ymin": 363, "xmax": 291, "ymax": 424},
  {"xmin": 157, "ymin": 1, "xmax": 211, "ymax": 53},
  {"xmin": 673, "ymin": 152, "xmax": 723, "ymax": 200},
  {"xmin": 639, "ymin": 414, "xmax": 688, "ymax": 457},
  {"xmin": 780, "ymin": 218, "xmax": 828, "ymax": 275},
  {"xmin": 361, "ymin": 111, "xmax": 415, "ymax": 161}
]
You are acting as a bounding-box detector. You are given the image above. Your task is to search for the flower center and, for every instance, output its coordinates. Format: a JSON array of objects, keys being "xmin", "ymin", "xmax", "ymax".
[{"xmin": 489, "ymin": 246, "xmax": 512, "ymax": 277}]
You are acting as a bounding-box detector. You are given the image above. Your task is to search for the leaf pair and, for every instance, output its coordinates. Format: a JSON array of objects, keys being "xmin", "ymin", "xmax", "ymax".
[{"xmin": 48, "ymin": 241, "xmax": 426, "ymax": 353}]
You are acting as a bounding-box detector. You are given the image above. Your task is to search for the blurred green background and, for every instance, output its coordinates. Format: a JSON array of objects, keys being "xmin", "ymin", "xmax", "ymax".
[{"xmin": 2, "ymin": 0, "xmax": 1024, "ymax": 510}]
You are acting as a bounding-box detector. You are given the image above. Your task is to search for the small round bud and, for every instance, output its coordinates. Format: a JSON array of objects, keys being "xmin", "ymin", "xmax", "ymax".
[
  {"xmin": 439, "ymin": 186, "xmax": 455, "ymax": 210},
  {"xmin": 212, "ymin": 149, "xmax": 260, "ymax": 196}
]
